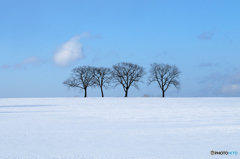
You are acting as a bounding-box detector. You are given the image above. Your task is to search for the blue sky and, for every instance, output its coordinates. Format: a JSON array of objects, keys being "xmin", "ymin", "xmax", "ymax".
[{"xmin": 1, "ymin": 0, "xmax": 240, "ymax": 98}]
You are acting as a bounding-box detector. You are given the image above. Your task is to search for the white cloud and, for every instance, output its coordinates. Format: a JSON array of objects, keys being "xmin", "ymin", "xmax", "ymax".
[
  {"xmin": 198, "ymin": 31, "xmax": 214, "ymax": 40},
  {"xmin": 194, "ymin": 62, "xmax": 219, "ymax": 68},
  {"xmin": 53, "ymin": 35, "xmax": 84, "ymax": 67},
  {"xmin": 1, "ymin": 56, "xmax": 42, "ymax": 70},
  {"xmin": 22, "ymin": 56, "xmax": 38, "ymax": 64},
  {"xmin": 198, "ymin": 70, "xmax": 240, "ymax": 96},
  {"xmin": 221, "ymin": 84, "xmax": 240, "ymax": 94}
]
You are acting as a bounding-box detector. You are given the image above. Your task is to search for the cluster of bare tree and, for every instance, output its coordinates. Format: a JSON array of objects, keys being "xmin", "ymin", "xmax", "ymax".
[{"xmin": 63, "ymin": 62, "xmax": 181, "ymax": 97}]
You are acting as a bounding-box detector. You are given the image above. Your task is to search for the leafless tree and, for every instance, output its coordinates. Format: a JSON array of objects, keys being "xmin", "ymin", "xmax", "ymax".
[
  {"xmin": 112, "ymin": 62, "xmax": 146, "ymax": 97},
  {"xmin": 148, "ymin": 63, "xmax": 181, "ymax": 97},
  {"xmin": 92, "ymin": 67, "xmax": 112, "ymax": 97},
  {"xmin": 63, "ymin": 66, "xmax": 95, "ymax": 97}
]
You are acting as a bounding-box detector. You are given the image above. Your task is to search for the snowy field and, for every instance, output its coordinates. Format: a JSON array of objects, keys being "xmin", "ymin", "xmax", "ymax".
[{"xmin": 0, "ymin": 97, "xmax": 239, "ymax": 159}]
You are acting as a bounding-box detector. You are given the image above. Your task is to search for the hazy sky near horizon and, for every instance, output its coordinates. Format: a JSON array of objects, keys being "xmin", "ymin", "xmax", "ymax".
[{"xmin": 1, "ymin": 0, "xmax": 240, "ymax": 98}]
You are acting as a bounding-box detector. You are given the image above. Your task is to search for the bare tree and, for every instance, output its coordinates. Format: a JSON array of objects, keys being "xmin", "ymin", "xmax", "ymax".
[
  {"xmin": 148, "ymin": 63, "xmax": 181, "ymax": 97},
  {"xmin": 112, "ymin": 62, "xmax": 146, "ymax": 97},
  {"xmin": 63, "ymin": 66, "xmax": 94, "ymax": 97},
  {"xmin": 92, "ymin": 67, "xmax": 112, "ymax": 97}
]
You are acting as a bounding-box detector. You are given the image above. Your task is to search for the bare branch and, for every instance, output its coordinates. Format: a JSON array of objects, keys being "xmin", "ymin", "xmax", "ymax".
[
  {"xmin": 62, "ymin": 66, "xmax": 95, "ymax": 97},
  {"xmin": 92, "ymin": 67, "xmax": 112, "ymax": 97},
  {"xmin": 112, "ymin": 62, "xmax": 146, "ymax": 97},
  {"xmin": 148, "ymin": 63, "xmax": 181, "ymax": 97}
]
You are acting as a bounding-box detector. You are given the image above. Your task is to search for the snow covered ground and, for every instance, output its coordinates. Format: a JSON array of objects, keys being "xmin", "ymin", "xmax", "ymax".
[{"xmin": 0, "ymin": 97, "xmax": 239, "ymax": 159}]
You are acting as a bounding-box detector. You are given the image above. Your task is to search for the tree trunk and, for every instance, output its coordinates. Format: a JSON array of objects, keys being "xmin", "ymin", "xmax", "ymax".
[
  {"xmin": 84, "ymin": 88, "xmax": 87, "ymax": 98},
  {"xmin": 125, "ymin": 89, "xmax": 128, "ymax": 97},
  {"xmin": 101, "ymin": 86, "xmax": 104, "ymax": 97},
  {"xmin": 162, "ymin": 90, "xmax": 165, "ymax": 98}
]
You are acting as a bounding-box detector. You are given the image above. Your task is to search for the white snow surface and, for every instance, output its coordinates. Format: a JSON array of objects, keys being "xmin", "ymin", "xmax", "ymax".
[{"xmin": 0, "ymin": 97, "xmax": 239, "ymax": 159}]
